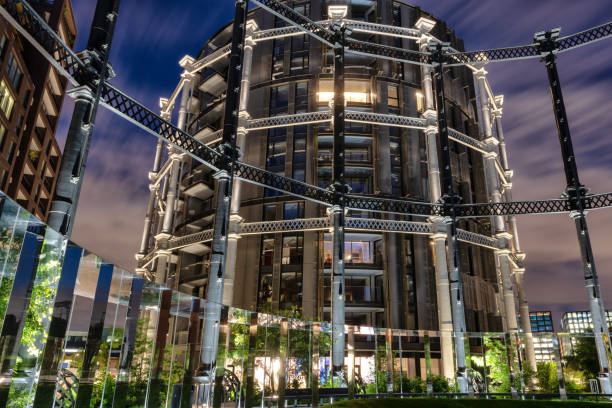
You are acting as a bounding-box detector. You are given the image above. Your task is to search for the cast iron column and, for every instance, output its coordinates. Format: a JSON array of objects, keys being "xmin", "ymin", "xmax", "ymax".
[
  {"xmin": 198, "ymin": 0, "xmax": 247, "ymax": 403},
  {"xmin": 330, "ymin": 21, "xmax": 348, "ymax": 386},
  {"xmin": 430, "ymin": 42, "xmax": 469, "ymax": 394},
  {"xmin": 48, "ymin": 0, "xmax": 120, "ymax": 236},
  {"xmin": 223, "ymin": 20, "xmax": 258, "ymax": 305},
  {"xmin": 416, "ymin": 17, "xmax": 455, "ymax": 381},
  {"xmin": 535, "ymin": 29, "xmax": 612, "ymax": 394}
]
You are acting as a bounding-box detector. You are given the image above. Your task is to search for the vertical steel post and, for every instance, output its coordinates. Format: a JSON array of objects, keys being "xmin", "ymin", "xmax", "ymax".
[
  {"xmin": 430, "ymin": 42, "xmax": 469, "ymax": 394},
  {"xmin": 535, "ymin": 29, "xmax": 612, "ymax": 395},
  {"xmin": 197, "ymin": 1, "xmax": 247, "ymax": 403},
  {"xmin": 330, "ymin": 21, "xmax": 347, "ymax": 386},
  {"xmin": 48, "ymin": 0, "xmax": 120, "ymax": 236}
]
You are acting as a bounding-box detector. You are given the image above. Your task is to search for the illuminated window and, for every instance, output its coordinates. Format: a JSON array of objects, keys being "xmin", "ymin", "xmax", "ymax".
[
  {"xmin": 416, "ymin": 91, "xmax": 425, "ymax": 113},
  {"xmin": 388, "ymin": 85, "xmax": 399, "ymax": 108},
  {"xmin": 317, "ymin": 79, "xmax": 371, "ymax": 104},
  {"xmin": 281, "ymin": 234, "xmax": 303, "ymax": 265},
  {"xmin": 0, "ymin": 80, "xmax": 15, "ymax": 119}
]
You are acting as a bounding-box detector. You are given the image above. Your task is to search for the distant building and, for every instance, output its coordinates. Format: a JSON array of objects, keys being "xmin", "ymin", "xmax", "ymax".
[
  {"xmin": 519, "ymin": 311, "xmax": 555, "ymax": 362},
  {"xmin": 561, "ymin": 310, "xmax": 612, "ymax": 334},
  {"xmin": 0, "ymin": 0, "xmax": 76, "ymax": 220}
]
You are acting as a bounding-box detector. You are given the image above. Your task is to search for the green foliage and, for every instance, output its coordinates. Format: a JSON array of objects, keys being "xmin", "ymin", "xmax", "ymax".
[
  {"xmin": 535, "ymin": 362, "xmax": 559, "ymax": 393},
  {"xmin": 566, "ymin": 336, "xmax": 600, "ymax": 380}
]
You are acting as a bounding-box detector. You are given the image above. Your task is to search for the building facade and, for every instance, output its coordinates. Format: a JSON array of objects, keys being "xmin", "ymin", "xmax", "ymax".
[
  {"xmin": 137, "ymin": 0, "xmax": 533, "ymax": 375},
  {"xmin": 0, "ymin": 0, "xmax": 76, "ymax": 220},
  {"xmin": 562, "ymin": 310, "xmax": 612, "ymax": 334},
  {"xmin": 519, "ymin": 311, "xmax": 555, "ymax": 362}
]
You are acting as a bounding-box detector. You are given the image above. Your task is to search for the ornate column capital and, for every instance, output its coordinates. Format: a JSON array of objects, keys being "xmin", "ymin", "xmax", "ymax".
[{"xmin": 415, "ymin": 17, "xmax": 436, "ymax": 33}]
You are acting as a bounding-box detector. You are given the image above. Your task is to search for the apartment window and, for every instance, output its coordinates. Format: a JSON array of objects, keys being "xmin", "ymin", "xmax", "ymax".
[
  {"xmin": 0, "ymin": 81, "xmax": 15, "ymax": 119},
  {"xmin": 0, "ymin": 123, "xmax": 5, "ymax": 151},
  {"xmin": 22, "ymin": 89, "xmax": 30, "ymax": 108},
  {"xmin": 280, "ymin": 271, "xmax": 302, "ymax": 311},
  {"xmin": 7, "ymin": 141, "xmax": 15, "ymax": 162},
  {"xmin": 269, "ymin": 85, "xmax": 289, "ymax": 116},
  {"xmin": 6, "ymin": 54, "xmax": 22, "ymax": 91},
  {"xmin": 388, "ymin": 85, "xmax": 399, "ymax": 108},
  {"xmin": 263, "ymin": 204, "xmax": 276, "ymax": 221},
  {"xmin": 390, "ymin": 127, "xmax": 402, "ymax": 196},
  {"xmin": 318, "ymin": 79, "xmax": 371, "ymax": 104},
  {"xmin": 15, "ymin": 115, "xmax": 23, "ymax": 137},
  {"xmin": 271, "ymin": 17, "xmax": 285, "ymax": 80},
  {"xmin": 293, "ymin": 82, "xmax": 307, "ymax": 182},
  {"xmin": 281, "ymin": 234, "xmax": 303, "ymax": 265},
  {"xmin": 0, "ymin": 36, "xmax": 6, "ymax": 60},
  {"xmin": 323, "ymin": 238, "xmax": 382, "ymax": 265},
  {"xmin": 0, "ymin": 170, "xmax": 6, "ymax": 189},
  {"xmin": 416, "ymin": 91, "xmax": 425, "ymax": 113},
  {"xmin": 260, "ymin": 234, "xmax": 275, "ymax": 267},
  {"xmin": 283, "ymin": 202, "xmax": 304, "ymax": 220},
  {"xmin": 290, "ymin": 35, "xmax": 309, "ymax": 74}
]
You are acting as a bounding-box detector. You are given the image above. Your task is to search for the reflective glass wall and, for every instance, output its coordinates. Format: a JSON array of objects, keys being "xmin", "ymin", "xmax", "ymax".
[{"xmin": 0, "ymin": 192, "xmax": 609, "ymax": 408}]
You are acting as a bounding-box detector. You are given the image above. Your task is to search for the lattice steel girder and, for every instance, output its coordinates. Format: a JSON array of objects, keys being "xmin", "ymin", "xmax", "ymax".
[
  {"xmin": 241, "ymin": 218, "xmax": 330, "ymax": 234},
  {"xmin": 250, "ymin": 0, "xmax": 334, "ymax": 46},
  {"xmin": 345, "ymin": 110, "xmax": 427, "ymax": 129},
  {"xmin": 253, "ymin": 24, "xmax": 315, "ymax": 42},
  {"xmin": 99, "ymin": 83, "xmax": 225, "ymax": 170},
  {"xmin": 345, "ymin": 218, "xmax": 433, "ymax": 234},
  {"xmin": 345, "ymin": 37, "xmax": 431, "ymax": 66},
  {"xmin": 168, "ymin": 229, "xmax": 214, "ymax": 249},
  {"xmin": 456, "ymin": 229, "xmax": 499, "ymax": 249},
  {"xmin": 247, "ymin": 111, "xmax": 332, "ymax": 130},
  {"xmin": 345, "ymin": 195, "xmax": 443, "ymax": 217},
  {"xmin": 0, "ymin": 0, "xmax": 85, "ymax": 86},
  {"xmin": 455, "ymin": 198, "xmax": 571, "ymax": 217},
  {"xmin": 556, "ymin": 22, "xmax": 612, "ymax": 53},
  {"xmin": 344, "ymin": 19, "xmax": 420, "ymax": 39},
  {"xmin": 190, "ymin": 44, "xmax": 232, "ymax": 74},
  {"xmin": 445, "ymin": 44, "xmax": 541, "ymax": 66},
  {"xmin": 447, "ymin": 128, "xmax": 488, "ymax": 154}
]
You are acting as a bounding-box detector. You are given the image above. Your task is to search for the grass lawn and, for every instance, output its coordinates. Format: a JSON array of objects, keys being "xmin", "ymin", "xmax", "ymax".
[{"xmin": 324, "ymin": 397, "xmax": 612, "ymax": 408}]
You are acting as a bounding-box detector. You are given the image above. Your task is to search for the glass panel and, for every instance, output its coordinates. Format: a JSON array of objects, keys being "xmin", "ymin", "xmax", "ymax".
[
  {"xmin": 0, "ymin": 201, "xmax": 29, "ymax": 332},
  {"xmin": 7, "ymin": 226, "xmax": 66, "ymax": 407}
]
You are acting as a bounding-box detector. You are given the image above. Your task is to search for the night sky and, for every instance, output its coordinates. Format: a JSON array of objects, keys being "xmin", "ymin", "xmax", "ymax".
[{"xmin": 58, "ymin": 0, "xmax": 612, "ymax": 327}]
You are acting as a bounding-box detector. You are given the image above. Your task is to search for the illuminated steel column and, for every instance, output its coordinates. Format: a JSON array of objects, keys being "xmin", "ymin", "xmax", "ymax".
[
  {"xmin": 473, "ymin": 67, "xmax": 519, "ymax": 336},
  {"xmin": 492, "ymin": 98, "xmax": 537, "ymax": 370},
  {"xmin": 329, "ymin": 6, "xmax": 348, "ymax": 384},
  {"xmin": 223, "ymin": 20, "xmax": 258, "ymax": 305},
  {"xmin": 430, "ymin": 42, "xmax": 469, "ymax": 394},
  {"xmin": 416, "ymin": 16, "xmax": 454, "ymax": 382},
  {"xmin": 48, "ymin": 0, "xmax": 120, "ymax": 236},
  {"xmin": 197, "ymin": 0, "xmax": 247, "ymax": 402},
  {"xmin": 535, "ymin": 29, "xmax": 612, "ymax": 394}
]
